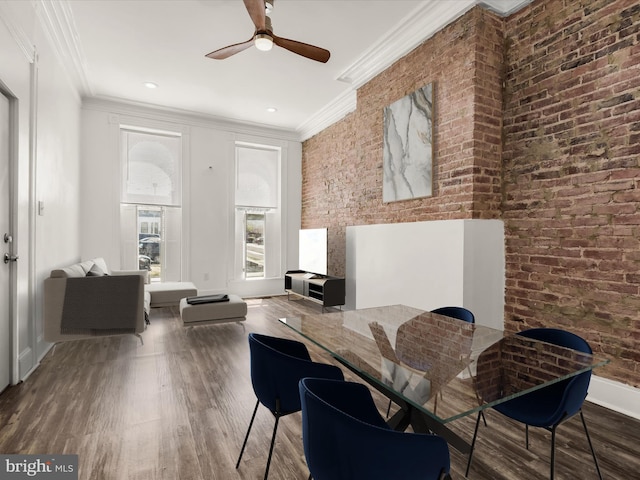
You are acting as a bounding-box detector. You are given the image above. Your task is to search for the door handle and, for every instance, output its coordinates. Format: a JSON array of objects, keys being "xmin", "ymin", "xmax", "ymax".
[{"xmin": 3, "ymin": 253, "xmax": 18, "ymax": 264}]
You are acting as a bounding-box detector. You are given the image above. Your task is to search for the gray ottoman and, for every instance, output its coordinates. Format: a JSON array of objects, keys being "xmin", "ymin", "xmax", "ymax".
[
  {"xmin": 145, "ymin": 281, "xmax": 198, "ymax": 307},
  {"xmin": 180, "ymin": 294, "xmax": 247, "ymax": 326}
]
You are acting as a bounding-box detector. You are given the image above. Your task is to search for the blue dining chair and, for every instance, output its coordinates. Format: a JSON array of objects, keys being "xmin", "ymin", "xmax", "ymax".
[
  {"xmin": 431, "ymin": 306, "xmax": 475, "ymax": 324},
  {"xmin": 299, "ymin": 377, "xmax": 452, "ymax": 480},
  {"xmin": 430, "ymin": 306, "xmax": 486, "ymax": 424},
  {"xmin": 236, "ymin": 333, "xmax": 344, "ymax": 480},
  {"xmin": 465, "ymin": 328, "xmax": 603, "ymax": 480},
  {"xmin": 386, "ymin": 306, "xmax": 477, "ymax": 417}
]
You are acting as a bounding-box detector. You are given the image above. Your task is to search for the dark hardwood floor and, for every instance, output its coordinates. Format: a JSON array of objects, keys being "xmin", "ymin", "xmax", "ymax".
[{"xmin": 0, "ymin": 296, "xmax": 638, "ymax": 479}]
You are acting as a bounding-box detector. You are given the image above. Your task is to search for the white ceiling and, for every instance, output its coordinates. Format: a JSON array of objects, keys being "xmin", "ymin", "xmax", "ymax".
[{"xmin": 58, "ymin": 0, "xmax": 530, "ymax": 139}]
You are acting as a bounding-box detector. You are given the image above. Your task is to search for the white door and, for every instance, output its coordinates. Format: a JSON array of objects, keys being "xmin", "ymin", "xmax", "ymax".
[{"xmin": 0, "ymin": 92, "xmax": 12, "ymax": 392}]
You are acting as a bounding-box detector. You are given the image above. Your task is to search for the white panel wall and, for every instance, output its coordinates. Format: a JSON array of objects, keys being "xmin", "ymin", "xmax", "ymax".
[
  {"xmin": 33, "ymin": 34, "xmax": 82, "ymax": 358},
  {"xmin": 80, "ymin": 101, "xmax": 302, "ymax": 298},
  {"xmin": 346, "ymin": 219, "xmax": 505, "ymax": 329},
  {"xmin": 0, "ymin": 2, "xmax": 82, "ymax": 379}
]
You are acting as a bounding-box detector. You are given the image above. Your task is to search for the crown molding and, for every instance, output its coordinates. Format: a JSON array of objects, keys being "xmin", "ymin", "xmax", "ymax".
[
  {"xmin": 0, "ymin": 2, "xmax": 36, "ymax": 62},
  {"xmin": 336, "ymin": 0, "xmax": 476, "ymax": 89},
  {"xmin": 36, "ymin": 0, "xmax": 532, "ymax": 143},
  {"xmin": 297, "ymin": 89, "xmax": 357, "ymax": 141},
  {"xmin": 299, "ymin": 0, "xmax": 478, "ymax": 140},
  {"xmin": 35, "ymin": 0, "xmax": 92, "ymax": 95},
  {"xmin": 83, "ymin": 96, "xmax": 301, "ymax": 142},
  {"xmin": 298, "ymin": 0, "xmax": 531, "ymax": 139},
  {"xmin": 479, "ymin": 0, "xmax": 533, "ymax": 17}
]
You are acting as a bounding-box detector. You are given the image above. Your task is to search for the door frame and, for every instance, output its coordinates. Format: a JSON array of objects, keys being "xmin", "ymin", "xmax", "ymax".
[{"xmin": 1, "ymin": 82, "xmax": 19, "ymax": 386}]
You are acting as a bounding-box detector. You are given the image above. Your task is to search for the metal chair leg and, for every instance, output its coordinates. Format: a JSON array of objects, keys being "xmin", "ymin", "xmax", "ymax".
[
  {"xmin": 236, "ymin": 399, "xmax": 260, "ymax": 469},
  {"xmin": 263, "ymin": 415, "xmax": 281, "ymax": 480},
  {"xmin": 550, "ymin": 425, "xmax": 556, "ymax": 480},
  {"xmin": 465, "ymin": 411, "xmax": 483, "ymax": 477},
  {"xmin": 580, "ymin": 411, "xmax": 603, "ymax": 480}
]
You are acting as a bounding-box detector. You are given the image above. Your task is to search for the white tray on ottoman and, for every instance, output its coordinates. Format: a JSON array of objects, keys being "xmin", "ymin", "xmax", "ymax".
[{"xmin": 180, "ymin": 294, "xmax": 247, "ymax": 326}]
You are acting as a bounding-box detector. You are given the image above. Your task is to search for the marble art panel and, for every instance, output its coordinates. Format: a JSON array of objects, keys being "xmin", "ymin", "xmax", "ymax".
[{"xmin": 382, "ymin": 83, "xmax": 433, "ymax": 202}]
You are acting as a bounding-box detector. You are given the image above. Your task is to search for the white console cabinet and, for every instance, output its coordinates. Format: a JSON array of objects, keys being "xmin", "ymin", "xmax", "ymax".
[{"xmin": 346, "ymin": 219, "xmax": 505, "ymax": 330}]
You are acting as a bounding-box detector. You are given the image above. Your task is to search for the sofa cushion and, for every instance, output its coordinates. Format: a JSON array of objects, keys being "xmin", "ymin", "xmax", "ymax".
[
  {"xmin": 79, "ymin": 260, "xmax": 95, "ymax": 275},
  {"xmin": 86, "ymin": 263, "xmax": 107, "ymax": 276},
  {"xmin": 91, "ymin": 257, "xmax": 111, "ymax": 275},
  {"xmin": 51, "ymin": 263, "xmax": 87, "ymax": 278}
]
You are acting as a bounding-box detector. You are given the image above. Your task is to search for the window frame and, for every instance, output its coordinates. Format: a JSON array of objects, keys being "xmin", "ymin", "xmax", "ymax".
[
  {"xmin": 233, "ymin": 142, "xmax": 282, "ymax": 281},
  {"xmin": 119, "ymin": 126, "xmax": 184, "ymax": 282}
]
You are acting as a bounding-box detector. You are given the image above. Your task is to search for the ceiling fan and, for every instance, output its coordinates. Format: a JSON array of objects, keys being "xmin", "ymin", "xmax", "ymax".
[{"xmin": 205, "ymin": 0, "xmax": 330, "ymax": 63}]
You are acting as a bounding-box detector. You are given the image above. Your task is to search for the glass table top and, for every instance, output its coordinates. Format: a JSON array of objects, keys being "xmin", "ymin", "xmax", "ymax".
[{"xmin": 279, "ymin": 304, "xmax": 610, "ymax": 424}]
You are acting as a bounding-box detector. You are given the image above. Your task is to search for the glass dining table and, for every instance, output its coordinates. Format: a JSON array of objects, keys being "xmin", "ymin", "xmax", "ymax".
[{"xmin": 278, "ymin": 304, "xmax": 610, "ymax": 454}]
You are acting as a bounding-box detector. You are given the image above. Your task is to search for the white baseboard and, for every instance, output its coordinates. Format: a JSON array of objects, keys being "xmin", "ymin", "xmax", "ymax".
[
  {"xmin": 587, "ymin": 375, "xmax": 640, "ymax": 420},
  {"xmin": 18, "ymin": 347, "xmax": 36, "ymax": 381}
]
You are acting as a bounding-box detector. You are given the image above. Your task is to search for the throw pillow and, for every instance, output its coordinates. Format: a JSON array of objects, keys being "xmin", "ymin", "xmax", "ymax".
[{"xmin": 86, "ymin": 263, "xmax": 106, "ymax": 277}]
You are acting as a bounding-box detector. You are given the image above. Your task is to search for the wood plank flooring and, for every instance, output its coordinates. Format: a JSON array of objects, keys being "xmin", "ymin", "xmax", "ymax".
[{"xmin": 0, "ymin": 296, "xmax": 638, "ymax": 479}]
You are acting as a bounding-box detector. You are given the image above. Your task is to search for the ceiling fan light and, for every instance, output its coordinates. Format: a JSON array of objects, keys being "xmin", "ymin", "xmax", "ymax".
[{"xmin": 255, "ymin": 33, "xmax": 273, "ymax": 51}]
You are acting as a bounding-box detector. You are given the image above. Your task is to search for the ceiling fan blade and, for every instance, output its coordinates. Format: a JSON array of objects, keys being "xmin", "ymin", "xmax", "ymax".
[
  {"xmin": 243, "ymin": 0, "xmax": 266, "ymax": 31},
  {"xmin": 273, "ymin": 35, "xmax": 330, "ymax": 63},
  {"xmin": 205, "ymin": 37, "xmax": 254, "ymax": 60}
]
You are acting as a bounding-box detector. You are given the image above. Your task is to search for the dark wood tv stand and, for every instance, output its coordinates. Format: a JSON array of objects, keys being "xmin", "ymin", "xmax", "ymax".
[{"xmin": 284, "ymin": 270, "xmax": 345, "ymax": 311}]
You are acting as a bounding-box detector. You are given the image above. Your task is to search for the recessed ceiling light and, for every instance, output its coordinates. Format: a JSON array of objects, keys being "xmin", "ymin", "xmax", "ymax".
[
  {"xmin": 266, "ymin": 107, "xmax": 277, "ymax": 113},
  {"xmin": 144, "ymin": 82, "xmax": 158, "ymax": 89}
]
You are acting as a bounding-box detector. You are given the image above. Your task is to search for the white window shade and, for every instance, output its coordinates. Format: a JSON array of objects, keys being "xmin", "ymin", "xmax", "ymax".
[
  {"xmin": 235, "ymin": 146, "xmax": 279, "ymax": 209},
  {"xmin": 121, "ymin": 130, "xmax": 181, "ymax": 206}
]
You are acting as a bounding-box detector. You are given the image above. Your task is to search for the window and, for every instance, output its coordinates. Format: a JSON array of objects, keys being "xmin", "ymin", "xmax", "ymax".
[
  {"xmin": 234, "ymin": 144, "xmax": 280, "ymax": 280},
  {"xmin": 244, "ymin": 212, "xmax": 266, "ymax": 278},
  {"xmin": 120, "ymin": 128, "xmax": 182, "ymax": 282}
]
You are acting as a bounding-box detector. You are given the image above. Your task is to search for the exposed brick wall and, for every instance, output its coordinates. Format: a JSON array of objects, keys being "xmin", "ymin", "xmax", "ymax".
[
  {"xmin": 302, "ymin": 0, "xmax": 640, "ymax": 387},
  {"xmin": 502, "ymin": 0, "xmax": 640, "ymax": 386},
  {"xmin": 302, "ymin": 112, "xmax": 358, "ymax": 277},
  {"xmin": 302, "ymin": 7, "xmax": 504, "ymax": 277}
]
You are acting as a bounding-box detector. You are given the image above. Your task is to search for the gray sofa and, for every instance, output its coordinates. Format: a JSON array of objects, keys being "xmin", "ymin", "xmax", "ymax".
[{"xmin": 44, "ymin": 257, "xmax": 150, "ymax": 343}]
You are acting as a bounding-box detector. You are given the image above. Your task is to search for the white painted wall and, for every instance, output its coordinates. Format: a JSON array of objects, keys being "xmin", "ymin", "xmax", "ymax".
[
  {"xmin": 346, "ymin": 219, "xmax": 505, "ymax": 330},
  {"xmin": 80, "ymin": 100, "xmax": 302, "ymax": 298},
  {"xmin": 0, "ymin": 2, "xmax": 82, "ymax": 379}
]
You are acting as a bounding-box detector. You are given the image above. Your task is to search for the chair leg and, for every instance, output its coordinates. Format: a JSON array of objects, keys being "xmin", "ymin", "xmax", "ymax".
[
  {"xmin": 580, "ymin": 411, "xmax": 603, "ymax": 480},
  {"xmin": 525, "ymin": 424, "xmax": 530, "ymax": 449},
  {"xmin": 550, "ymin": 425, "xmax": 557, "ymax": 480},
  {"xmin": 236, "ymin": 399, "xmax": 260, "ymax": 469},
  {"xmin": 465, "ymin": 411, "xmax": 483, "ymax": 477},
  {"xmin": 469, "ymin": 365, "xmax": 488, "ymax": 427},
  {"xmin": 263, "ymin": 414, "xmax": 281, "ymax": 480},
  {"xmin": 385, "ymin": 399, "xmax": 392, "ymax": 418}
]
